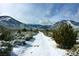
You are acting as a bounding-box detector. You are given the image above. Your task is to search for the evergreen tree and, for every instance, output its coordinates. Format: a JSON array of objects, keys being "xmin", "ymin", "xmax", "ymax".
[{"xmin": 53, "ymin": 23, "xmax": 77, "ymax": 49}]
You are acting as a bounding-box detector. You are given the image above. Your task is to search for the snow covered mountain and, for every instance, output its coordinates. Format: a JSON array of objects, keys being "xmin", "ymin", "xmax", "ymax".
[
  {"xmin": 0, "ymin": 16, "xmax": 26, "ymax": 29},
  {"xmin": 0, "ymin": 16, "xmax": 53, "ymax": 30},
  {"xmin": 53, "ymin": 20, "xmax": 79, "ymax": 29}
]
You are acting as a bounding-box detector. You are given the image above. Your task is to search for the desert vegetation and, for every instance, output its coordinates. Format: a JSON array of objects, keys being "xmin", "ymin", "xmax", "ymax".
[
  {"xmin": 0, "ymin": 28, "xmax": 38, "ymax": 56},
  {"xmin": 53, "ymin": 23, "xmax": 77, "ymax": 49}
]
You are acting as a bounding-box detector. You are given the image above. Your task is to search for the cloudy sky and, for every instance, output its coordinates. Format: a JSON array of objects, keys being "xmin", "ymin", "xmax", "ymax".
[{"xmin": 0, "ymin": 3, "xmax": 79, "ymax": 25}]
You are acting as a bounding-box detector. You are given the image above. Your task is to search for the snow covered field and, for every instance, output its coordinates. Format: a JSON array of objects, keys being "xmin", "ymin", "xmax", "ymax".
[{"xmin": 12, "ymin": 31, "xmax": 67, "ymax": 56}]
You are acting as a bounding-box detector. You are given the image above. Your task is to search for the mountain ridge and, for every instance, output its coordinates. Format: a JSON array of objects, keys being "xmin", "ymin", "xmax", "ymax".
[
  {"xmin": 0, "ymin": 16, "xmax": 53, "ymax": 30},
  {"xmin": 0, "ymin": 16, "xmax": 79, "ymax": 30}
]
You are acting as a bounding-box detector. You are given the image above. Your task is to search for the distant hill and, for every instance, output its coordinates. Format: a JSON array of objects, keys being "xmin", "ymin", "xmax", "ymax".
[
  {"xmin": 53, "ymin": 20, "xmax": 79, "ymax": 30},
  {"xmin": 0, "ymin": 16, "xmax": 53, "ymax": 30},
  {"xmin": 0, "ymin": 16, "xmax": 26, "ymax": 29}
]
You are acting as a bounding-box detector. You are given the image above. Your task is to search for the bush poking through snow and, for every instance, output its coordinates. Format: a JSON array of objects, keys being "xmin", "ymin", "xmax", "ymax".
[
  {"xmin": 53, "ymin": 23, "xmax": 77, "ymax": 49},
  {"xmin": 0, "ymin": 30, "xmax": 13, "ymax": 41},
  {"xmin": 0, "ymin": 30, "xmax": 13, "ymax": 56},
  {"xmin": 0, "ymin": 43, "xmax": 13, "ymax": 56}
]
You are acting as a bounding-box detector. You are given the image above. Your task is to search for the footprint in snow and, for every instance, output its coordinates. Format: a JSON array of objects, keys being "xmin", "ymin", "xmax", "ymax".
[
  {"xmin": 33, "ymin": 45, "xmax": 39, "ymax": 47},
  {"xmin": 30, "ymin": 52, "xmax": 33, "ymax": 54}
]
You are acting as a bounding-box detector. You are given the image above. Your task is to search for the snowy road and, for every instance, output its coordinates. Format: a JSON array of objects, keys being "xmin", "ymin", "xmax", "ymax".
[{"xmin": 12, "ymin": 31, "xmax": 67, "ymax": 56}]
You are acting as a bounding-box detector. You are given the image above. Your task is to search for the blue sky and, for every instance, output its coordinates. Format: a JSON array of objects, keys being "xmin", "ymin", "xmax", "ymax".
[{"xmin": 0, "ymin": 3, "xmax": 79, "ymax": 25}]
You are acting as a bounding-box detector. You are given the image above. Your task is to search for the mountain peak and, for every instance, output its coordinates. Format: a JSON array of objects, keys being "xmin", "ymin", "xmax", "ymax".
[
  {"xmin": 0, "ymin": 16, "xmax": 25, "ymax": 29},
  {"xmin": 0, "ymin": 16, "xmax": 14, "ymax": 21},
  {"xmin": 53, "ymin": 20, "xmax": 79, "ymax": 30}
]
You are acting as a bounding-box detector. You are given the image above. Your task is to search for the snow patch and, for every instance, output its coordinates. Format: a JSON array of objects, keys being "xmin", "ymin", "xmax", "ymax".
[
  {"xmin": 67, "ymin": 21, "xmax": 79, "ymax": 29},
  {"xmin": 0, "ymin": 17, "xmax": 11, "ymax": 21}
]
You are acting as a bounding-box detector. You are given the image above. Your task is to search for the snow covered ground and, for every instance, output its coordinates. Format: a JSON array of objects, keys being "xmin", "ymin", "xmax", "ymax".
[{"xmin": 12, "ymin": 31, "xmax": 67, "ymax": 56}]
